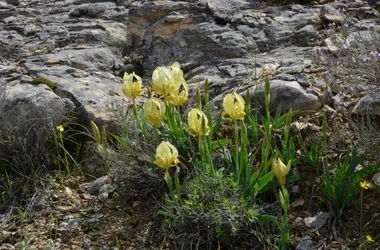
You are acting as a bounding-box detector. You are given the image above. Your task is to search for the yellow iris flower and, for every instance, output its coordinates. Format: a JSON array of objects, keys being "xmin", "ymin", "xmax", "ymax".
[
  {"xmin": 152, "ymin": 66, "xmax": 177, "ymax": 97},
  {"xmin": 56, "ymin": 125, "xmax": 64, "ymax": 133},
  {"xmin": 170, "ymin": 62, "xmax": 184, "ymax": 80},
  {"xmin": 143, "ymin": 98, "xmax": 166, "ymax": 127},
  {"xmin": 122, "ymin": 72, "xmax": 143, "ymax": 101},
  {"xmin": 273, "ymin": 157, "xmax": 291, "ymax": 188},
  {"xmin": 166, "ymin": 79, "xmax": 189, "ymax": 106},
  {"xmin": 152, "ymin": 62, "xmax": 188, "ymax": 99},
  {"xmin": 222, "ymin": 92, "xmax": 246, "ymax": 121},
  {"xmin": 153, "ymin": 141, "xmax": 180, "ymax": 170},
  {"xmin": 186, "ymin": 108, "xmax": 210, "ymax": 136}
]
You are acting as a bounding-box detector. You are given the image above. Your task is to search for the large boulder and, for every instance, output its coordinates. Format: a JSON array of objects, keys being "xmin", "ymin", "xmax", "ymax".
[{"xmin": 126, "ymin": 0, "xmax": 322, "ymax": 111}]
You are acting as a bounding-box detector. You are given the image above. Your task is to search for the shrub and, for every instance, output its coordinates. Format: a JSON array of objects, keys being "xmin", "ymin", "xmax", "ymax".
[{"xmin": 160, "ymin": 166, "xmax": 259, "ymax": 250}]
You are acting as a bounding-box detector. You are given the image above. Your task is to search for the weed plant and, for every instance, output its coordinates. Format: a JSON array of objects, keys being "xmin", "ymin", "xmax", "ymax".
[{"xmin": 313, "ymin": 15, "xmax": 379, "ymax": 94}]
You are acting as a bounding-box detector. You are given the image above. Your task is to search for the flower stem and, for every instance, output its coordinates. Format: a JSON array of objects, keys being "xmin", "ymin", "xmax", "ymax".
[{"xmin": 360, "ymin": 188, "xmax": 363, "ymax": 241}]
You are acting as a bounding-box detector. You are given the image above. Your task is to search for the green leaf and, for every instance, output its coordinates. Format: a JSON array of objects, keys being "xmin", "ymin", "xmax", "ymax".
[
  {"xmin": 210, "ymin": 117, "xmax": 223, "ymax": 138},
  {"xmin": 204, "ymin": 78, "xmax": 209, "ymax": 105},
  {"xmin": 257, "ymin": 214, "xmax": 277, "ymax": 223},
  {"xmin": 111, "ymin": 134, "xmax": 133, "ymax": 152},
  {"xmin": 252, "ymin": 171, "xmax": 275, "ymax": 197},
  {"xmin": 260, "ymin": 174, "xmax": 302, "ymax": 193},
  {"xmin": 210, "ymin": 139, "xmax": 231, "ymax": 150},
  {"xmin": 90, "ymin": 121, "xmax": 101, "ymax": 144}
]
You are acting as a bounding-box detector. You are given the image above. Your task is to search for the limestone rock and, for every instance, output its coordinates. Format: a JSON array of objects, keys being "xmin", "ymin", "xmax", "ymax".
[
  {"xmin": 304, "ymin": 212, "xmax": 329, "ymax": 229},
  {"xmin": 296, "ymin": 236, "xmax": 316, "ymax": 250},
  {"xmin": 68, "ymin": 3, "xmax": 107, "ymax": 18},
  {"xmin": 88, "ymin": 176, "xmax": 108, "ymax": 195},
  {"xmin": 126, "ymin": 0, "xmax": 321, "ymax": 103},
  {"xmin": 373, "ymin": 172, "xmax": 380, "ymax": 187},
  {"xmin": 320, "ymin": 4, "xmax": 345, "ymax": 24},
  {"xmin": 352, "ymin": 94, "xmax": 380, "ymax": 115},
  {"xmin": 242, "ymin": 80, "xmax": 322, "ymax": 113}
]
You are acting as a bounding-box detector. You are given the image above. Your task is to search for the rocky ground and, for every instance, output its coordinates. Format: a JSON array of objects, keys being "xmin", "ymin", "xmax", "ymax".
[{"xmin": 1, "ymin": 0, "xmax": 380, "ymax": 249}]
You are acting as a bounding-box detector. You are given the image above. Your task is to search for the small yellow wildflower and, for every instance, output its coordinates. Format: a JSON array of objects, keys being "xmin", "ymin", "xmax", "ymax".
[
  {"xmin": 366, "ymin": 235, "xmax": 374, "ymax": 242},
  {"xmin": 221, "ymin": 92, "xmax": 246, "ymax": 121},
  {"xmin": 143, "ymin": 98, "xmax": 166, "ymax": 127},
  {"xmin": 153, "ymin": 141, "xmax": 180, "ymax": 170},
  {"xmin": 272, "ymin": 157, "xmax": 291, "ymax": 188},
  {"xmin": 360, "ymin": 181, "xmax": 369, "ymax": 189},
  {"xmin": 186, "ymin": 108, "xmax": 210, "ymax": 136},
  {"xmin": 56, "ymin": 125, "xmax": 64, "ymax": 133}
]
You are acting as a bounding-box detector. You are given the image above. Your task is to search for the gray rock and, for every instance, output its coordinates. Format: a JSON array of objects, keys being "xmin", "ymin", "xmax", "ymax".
[
  {"xmin": 82, "ymin": 239, "xmax": 91, "ymax": 250},
  {"xmin": 346, "ymin": 31, "xmax": 377, "ymax": 48},
  {"xmin": 207, "ymin": 0, "xmax": 260, "ymax": 20},
  {"xmin": 3, "ymin": 16, "xmax": 16, "ymax": 24},
  {"xmin": 304, "ymin": 212, "xmax": 329, "ymax": 229},
  {"xmin": 295, "ymin": 74, "xmax": 309, "ymax": 87},
  {"xmin": 81, "ymin": 141, "xmax": 106, "ymax": 177},
  {"xmin": 332, "ymin": 93, "xmax": 346, "ymax": 112},
  {"xmin": 296, "ymin": 236, "xmax": 316, "ymax": 250},
  {"xmin": 126, "ymin": 0, "xmax": 321, "ymax": 112},
  {"xmin": 6, "ymin": 0, "xmax": 21, "ymax": 6},
  {"xmin": 88, "ymin": 176, "xmax": 108, "ymax": 195},
  {"xmin": 242, "ymin": 80, "xmax": 322, "ymax": 113},
  {"xmin": 320, "ymin": 4, "xmax": 345, "ymax": 24},
  {"xmin": 352, "ymin": 94, "xmax": 380, "ymax": 115},
  {"xmin": 68, "ymin": 3, "xmax": 107, "ymax": 18},
  {"xmin": 0, "ymin": 244, "xmax": 15, "ymax": 250},
  {"xmin": 277, "ymin": 65, "xmax": 304, "ymax": 74},
  {"xmin": 41, "ymin": 246, "xmax": 54, "ymax": 250},
  {"xmin": 67, "ymin": 219, "xmax": 82, "ymax": 229},
  {"xmin": 99, "ymin": 184, "xmax": 117, "ymax": 200},
  {"xmin": 312, "ymin": 79, "xmax": 327, "ymax": 91},
  {"xmin": 273, "ymin": 74, "xmax": 296, "ymax": 82},
  {"xmin": 372, "ymin": 172, "xmax": 380, "ymax": 187},
  {"xmin": 0, "ymin": 82, "xmax": 74, "ymax": 136},
  {"xmin": 292, "ymin": 25, "xmax": 319, "ymax": 46}
]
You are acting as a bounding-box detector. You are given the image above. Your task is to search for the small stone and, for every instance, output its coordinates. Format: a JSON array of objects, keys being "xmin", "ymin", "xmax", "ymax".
[
  {"xmin": 56, "ymin": 205, "xmax": 79, "ymax": 213},
  {"xmin": 99, "ymin": 184, "xmax": 116, "ymax": 200},
  {"xmin": 67, "ymin": 219, "xmax": 82, "ymax": 229},
  {"xmin": 293, "ymin": 217, "xmax": 304, "ymax": 227},
  {"xmin": 88, "ymin": 176, "xmax": 108, "ymax": 195},
  {"xmin": 3, "ymin": 16, "xmax": 16, "ymax": 24},
  {"xmin": 82, "ymin": 239, "xmax": 91, "ymax": 250},
  {"xmin": 304, "ymin": 212, "xmax": 329, "ymax": 229},
  {"xmin": 372, "ymin": 172, "xmax": 380, "ymax": 187},
  {"xmin": 272, "ymin": 74, "xmax": 296, "ymax": 81},
  {"xmin": 65, "ymin": 186, "xmax": 73, "ymax": 197},
  {"xmin": 41, "ymin": 247, "xmax": 54, "ymax": 250},
  {"xmin": 296, "ymin": 236, "xmax": 316, "ymax": 250},
  {"xmin": 0, "ymin": 243, "xmax": 15, "ymax": 250},
  {"xmin": 320, "ymin": 5, "xmax": 345, "ymax": 24},
  {"xmin": 277, "ymin": 65, "xmax": 304, "ymax": 74},
  {"xmin": 312, "ymin": 79, "xmax": 327, "ymax": 91},
  {"xmin": 352, "ymin": 94, "xmax": 380, "ymax": 115},
  {"xmin": 295, "ymin": 74, "xmax": 309, "ymax": 87},
  {"xmin": 291, "ymin": 185, "xmax": 300, "ymax": 194},
  {"xmin": 324, "ymin": 38, "xmax": 340, "ymax": 55},
  {"xmin": 6, "ymin": 0, "xmax": 22, "ymax": 6}
]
